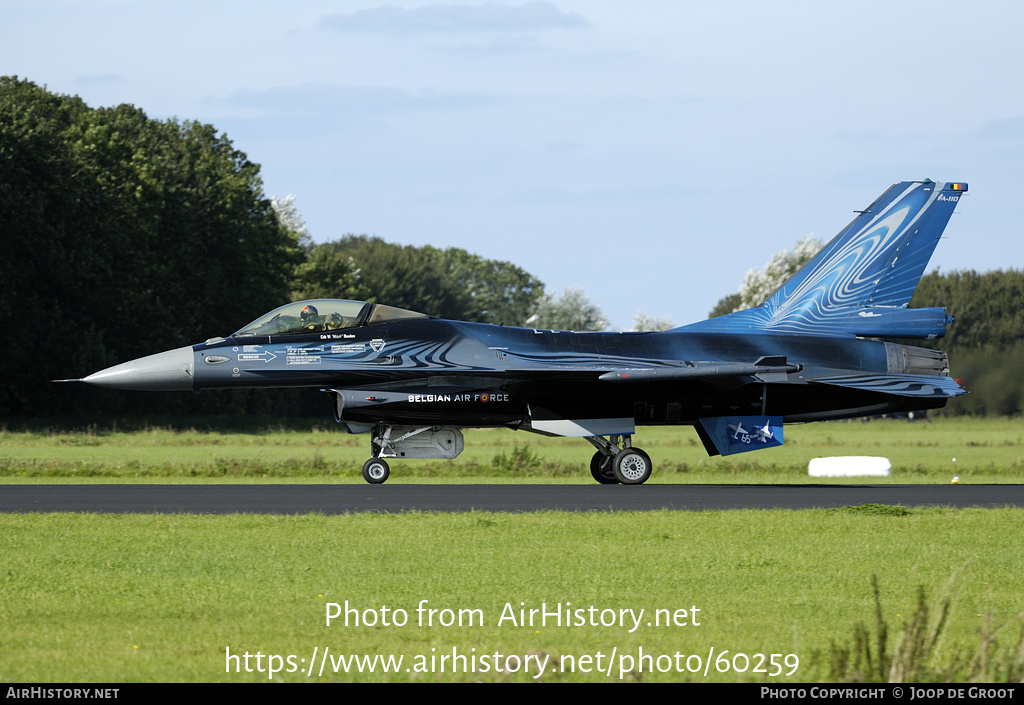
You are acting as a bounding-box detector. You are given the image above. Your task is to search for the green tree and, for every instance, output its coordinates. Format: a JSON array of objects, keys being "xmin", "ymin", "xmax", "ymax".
[
  {"xmin": 0, "ymin": 77, "xmax": 302, "ymax": 417},
  {"xmin": 909, "ymin": 270, "xmax": 1024, "ymax": 417},
  {"xmin": 708, "ymin": 292, "xmax": 742, "ymax": 319},
  {"xmin": 527, "ymin": 286, "xmax": 608, "ymax": 331},
  {"xmin": 291, "ymin": 243, "xmax": 369, "ymax": 301},
  {"xmin": 272, "ymin": 194, "xmax": 312, "ymax": 250},
  {"xmin": 324, "ymin": 236, "xmax": 466, "ymax": 317},
  {"xmin": 708, "ymin": 235, "xmax": 822, "ymax": 316},
  {"xmin": 738, "ymin": 234, "xmax": 822, "ymax": 309},
  {"xmin": 426, "ymin": 246, "xmax": 544, "ymax": 325},
  {"xmin": 632, "ymin": 311, "xmax": 674, "ymax": 331},
  {"xmin": 943, "ymin": 346, "xmax": 1024, "ymax": 416},
  {"xmin": 318, "ymin": 236, "xmax": 544, "ymax": 323},
  {"xmin": 910, "ymin": 270, "xmax": 1024, "ymax": 351}
]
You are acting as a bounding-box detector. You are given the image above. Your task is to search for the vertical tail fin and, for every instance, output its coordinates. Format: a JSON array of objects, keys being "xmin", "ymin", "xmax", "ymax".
[{"xmin": 689, "ymin": 180, "xmax": 967, "ymax": 338}]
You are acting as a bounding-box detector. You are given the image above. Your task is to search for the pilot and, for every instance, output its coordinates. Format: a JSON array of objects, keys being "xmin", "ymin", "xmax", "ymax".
[
  {"xmin": 297, "ymin": 304, "xmax": 348, "ymax": 332},
  {"xmin": 300, "ymin": 304, "xmax": 321, "ymax": 331},
  {"xmin": 323, "ymin": 312, "xmax": 345, "ymax": 330}
]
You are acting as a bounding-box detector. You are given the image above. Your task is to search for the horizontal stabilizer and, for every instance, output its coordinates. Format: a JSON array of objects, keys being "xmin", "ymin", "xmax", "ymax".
[
  {"xmin": 812, "ymin": 374, "xmax": 965, "ymax": 398},
  {"xmin": 696, "ymin": 416, "xmax": 784, "ymax": 457},
  {"xmin": 837, "ymin": 307, "xmax": 952, "ymax": 339}
]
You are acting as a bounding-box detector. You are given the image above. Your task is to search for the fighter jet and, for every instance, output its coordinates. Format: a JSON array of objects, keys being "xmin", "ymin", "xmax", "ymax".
[{"xmin": 64, "ymin": 180, "xmax": 968, "ymax": 484}]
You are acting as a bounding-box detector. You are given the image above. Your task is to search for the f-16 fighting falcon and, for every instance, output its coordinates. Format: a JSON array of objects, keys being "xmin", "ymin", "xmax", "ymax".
[{"xmin": 62, "ymin": 180, "xmax": 968, "ymax": 484}]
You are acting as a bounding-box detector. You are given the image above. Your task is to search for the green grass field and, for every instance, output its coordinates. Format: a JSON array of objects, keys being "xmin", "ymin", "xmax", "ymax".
[
  {"xmin": 1, "ymin": 417, "xmax": 1022, "ymax": 682},
  {"xmin": 2, "ymin": 508, "xmax": 1023, "ymax": 682},
  {"xmin": 2, "ymin": 417, "xmax": 1021, "ymax": 483}
]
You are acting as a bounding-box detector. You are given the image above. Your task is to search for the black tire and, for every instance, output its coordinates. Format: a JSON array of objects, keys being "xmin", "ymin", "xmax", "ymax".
[
  {"xmin": 362, "ymin": 458, "xmax": 390, "ymax": 484},
  {"xmin": 613, "ymin": 448, "xmax": 652, "ymax": 485},
  {"xmin": 590, "ymin": 451, "xmax": 618, "ymax": 484}
]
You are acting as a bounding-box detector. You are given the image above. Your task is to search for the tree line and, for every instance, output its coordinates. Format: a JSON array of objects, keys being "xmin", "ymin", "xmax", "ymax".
[
  {"xmin": 0, "ymin": 79, "xmax": 607, "ymax": 418},
  {"xmin": 1, "ymin": 77, "xmax": 308, "ymax": 418},
  {"xmin": 909, "ymin": 269, "xmax": 1024, "ymax": 416}
]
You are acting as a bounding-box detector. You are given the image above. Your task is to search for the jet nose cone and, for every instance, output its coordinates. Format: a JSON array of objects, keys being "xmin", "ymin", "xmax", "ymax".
[{"xmin": 83, "ymin": 346, "xmax": 196, "ymax": 391}]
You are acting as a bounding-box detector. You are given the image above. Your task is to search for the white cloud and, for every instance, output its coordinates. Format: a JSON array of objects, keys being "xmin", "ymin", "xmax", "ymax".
[
  {"xmin": 73, "ymin": 74, "xmax": 124, "ymax": 86},
  {"xmin": 318, "ymin": 2, "xmax": 588, "ymax": 34},
  {"xmin": 221, "ymin": 83, "xmax": 492, "ymax": 118}
]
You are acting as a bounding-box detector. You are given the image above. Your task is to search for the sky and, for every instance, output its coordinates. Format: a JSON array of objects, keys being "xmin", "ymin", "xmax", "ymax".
[{"xmin": 4, "ymin": 0, "xmax": 1023, "ymax": 329}]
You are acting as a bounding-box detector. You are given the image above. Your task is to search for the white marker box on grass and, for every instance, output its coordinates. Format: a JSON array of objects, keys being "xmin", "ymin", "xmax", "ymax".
[{"xmin": 808, "ymin": 457, "xmax": 892, "ymax": 477}]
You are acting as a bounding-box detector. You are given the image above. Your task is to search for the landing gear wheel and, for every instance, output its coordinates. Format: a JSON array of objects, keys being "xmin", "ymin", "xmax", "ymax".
[
  {"xmin": 362, "ymin": 458, "xmax": 390, "ymax": 484},
  {"xmin": 590, "ymin": 451, "xmax": 619, "ymax": 484},
  {"xmin": 613, "ymin": 449, "xmax": 652, "ymax": 485}
]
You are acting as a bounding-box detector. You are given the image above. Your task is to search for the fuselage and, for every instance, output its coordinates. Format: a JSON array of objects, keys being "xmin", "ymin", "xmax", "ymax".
[{"xmin": 172, "ymin": 317, "xmax": 950, "ymax": 428}]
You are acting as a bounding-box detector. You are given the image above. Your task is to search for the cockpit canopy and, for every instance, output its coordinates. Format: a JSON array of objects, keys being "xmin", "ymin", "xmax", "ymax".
[{"xmin": 233, "ymin": 299, "xmax": 431, "ymax": 337}]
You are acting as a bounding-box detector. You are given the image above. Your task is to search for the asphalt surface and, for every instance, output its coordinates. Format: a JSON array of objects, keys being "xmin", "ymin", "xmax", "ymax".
[{"xmin": 2, "ymin": 483, "xmax": 1022, "ymax": 514}]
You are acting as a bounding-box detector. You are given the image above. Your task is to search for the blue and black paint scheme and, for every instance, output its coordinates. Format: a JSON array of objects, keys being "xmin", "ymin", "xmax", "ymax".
[{"xmin": 68, "ymin": 180, "xmax": 968, "ymax": 484}]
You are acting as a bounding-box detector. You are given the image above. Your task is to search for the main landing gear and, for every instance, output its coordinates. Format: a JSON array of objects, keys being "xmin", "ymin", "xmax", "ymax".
[
  {"xmin": 362, "ymin": 457, "xmax": 390, "ymax": 484},
  {"xmin": 586, "ymin": 435, "xmax": 652, "ymax": 485}
]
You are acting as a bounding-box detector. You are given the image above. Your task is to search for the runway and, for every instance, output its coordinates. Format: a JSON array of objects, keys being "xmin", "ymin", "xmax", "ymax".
[{"xmin": 2, "ymin": 483, "xmax": 1023, "ymax": 514}]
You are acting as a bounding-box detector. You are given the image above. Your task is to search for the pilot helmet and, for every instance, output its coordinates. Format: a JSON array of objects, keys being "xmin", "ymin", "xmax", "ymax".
[{"xmin": 300, "ymin": 304, "xmax": 318, "ymax": 321}]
